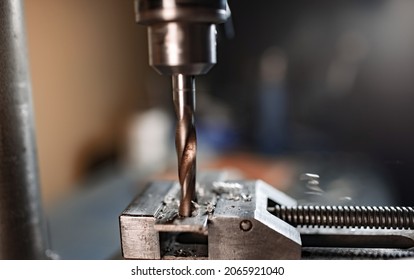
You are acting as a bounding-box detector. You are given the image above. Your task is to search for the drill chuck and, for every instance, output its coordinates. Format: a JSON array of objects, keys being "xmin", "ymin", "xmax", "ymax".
[{"xmin": 134, "ymin": 0, "xmax": 229, "ymax": 75}]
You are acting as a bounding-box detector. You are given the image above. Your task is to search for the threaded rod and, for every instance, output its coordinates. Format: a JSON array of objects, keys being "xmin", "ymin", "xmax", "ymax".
[{"xmin": 270, "ymin": 205, "xmax": 414, "ymax": 229}]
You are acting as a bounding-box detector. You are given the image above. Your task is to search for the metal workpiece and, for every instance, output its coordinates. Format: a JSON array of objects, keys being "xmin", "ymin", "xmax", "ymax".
[
  {"xmin": 172, "ymin": 74, "xmax": 197, "ymax": 217},
  {"xmin": 134, "ymin": 0, "xmax": 230, "ymax": 75},
  {"xmin": 120, "ymin": 181, "xmax": 173, "ymax": 259},
  {"xmin": 119, "ymin": 177, "xmax": 302, "ymax": 260},
  {"xmin": 0, "ymin": 0, "xmax": 49, "ymax": 259}
]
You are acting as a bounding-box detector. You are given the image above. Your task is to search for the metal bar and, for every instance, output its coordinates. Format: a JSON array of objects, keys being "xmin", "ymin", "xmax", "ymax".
[{"xmin": 0, "ymin": 0, "xmax": 48, "ymax": 259}]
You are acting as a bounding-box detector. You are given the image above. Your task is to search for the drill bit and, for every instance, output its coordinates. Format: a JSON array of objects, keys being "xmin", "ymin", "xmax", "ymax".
[{"xmin": 172, "ymin": 74, "xmax": 197, "ymax": 217}]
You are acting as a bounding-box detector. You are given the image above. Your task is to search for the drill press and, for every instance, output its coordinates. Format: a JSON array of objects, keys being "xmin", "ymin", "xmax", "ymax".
[{"xmin": 120, "ymin": 0, "xmax": 414, "ymax": 260}]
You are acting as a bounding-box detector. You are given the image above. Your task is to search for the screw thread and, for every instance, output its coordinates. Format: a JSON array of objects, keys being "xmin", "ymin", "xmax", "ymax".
[{"xmin": 270, "ymin": 205, "xmax": 414, "ymax": 229}]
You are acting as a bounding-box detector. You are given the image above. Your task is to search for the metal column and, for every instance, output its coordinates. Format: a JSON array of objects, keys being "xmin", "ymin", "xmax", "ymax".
[{"xmin": 0, "ymin": 0, "xmax": 48, "ymax": 259}]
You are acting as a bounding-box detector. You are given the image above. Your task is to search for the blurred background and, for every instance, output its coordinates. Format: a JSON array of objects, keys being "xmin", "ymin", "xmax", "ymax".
[{"xmin": 24, "ymin": 0, "xmax": 414, "ymax": 258}]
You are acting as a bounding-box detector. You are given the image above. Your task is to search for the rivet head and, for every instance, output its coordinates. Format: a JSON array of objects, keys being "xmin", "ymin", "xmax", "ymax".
[{"xmin": 240, "ymin": 220, "xmax": 253, "ymax": 231}]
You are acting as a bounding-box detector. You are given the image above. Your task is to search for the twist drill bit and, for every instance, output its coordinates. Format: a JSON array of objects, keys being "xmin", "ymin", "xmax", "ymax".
[{"xmin": 172, "ymin": 74, "xmax": 197, "ymax": 217}]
